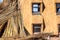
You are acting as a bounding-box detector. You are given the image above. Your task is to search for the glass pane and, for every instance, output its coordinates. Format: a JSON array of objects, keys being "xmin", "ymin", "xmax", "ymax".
[
  {"xmin": 34, "ymin": 27, "xmax": 40, "ymax": 28},
  {"xmin": 0, "ymin": 0, "xmax": 3, "ymax": 3},
  {"xmin": 33, "ymin": 8, "xmax": 38, "ymax": 12},
  {"xmin": 33, "ymin": 4, "xmax": 39, "ymax": 7},
  {"xmin": 34, "ymin": 28, "xmax": 40, "ymax": 32},
  {"xmin": 34, "ymin": 26, "xmax": 40, "ymax": 28},
  {"xmin": 58, "ymin": 8, "xmax": 60, "ymax": 12},
  {"xmin": 57, "ymin": 8, "xmax": 60, "ymax": 15},
  {"xmin": 56, "ymin": 3, "xmax": 60, "ymax": 8},
  {"xmin": 33, "ymin": 24, "xmax": 41, "ymax": 33}
]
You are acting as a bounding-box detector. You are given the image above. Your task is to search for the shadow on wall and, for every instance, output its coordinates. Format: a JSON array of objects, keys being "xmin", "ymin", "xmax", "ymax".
[
  {"xmin": 43, "ymin": 19, "xmax": 45, "ymax": 31},
  {"xmin": 0, "ymin": 21, "xmax": 8, "ymax": 37},
  {"xmin": 24, "ymin": 27, "xmax": 30, "ymax": 36}
]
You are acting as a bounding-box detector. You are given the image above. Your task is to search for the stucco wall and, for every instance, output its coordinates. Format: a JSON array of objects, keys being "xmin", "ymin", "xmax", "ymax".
[{"xmin": 18, "ymin": 0, "xmax": 60, "ymax": 35}]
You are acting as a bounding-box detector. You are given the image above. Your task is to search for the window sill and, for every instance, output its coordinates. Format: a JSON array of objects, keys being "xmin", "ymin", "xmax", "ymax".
[
  {"xmin": 32, "ymin": 13, "xmax": 41, "ymax": 15},
  {"xmin": 34, "ymin": 32, "xmax": 40, "ymax": 34}
]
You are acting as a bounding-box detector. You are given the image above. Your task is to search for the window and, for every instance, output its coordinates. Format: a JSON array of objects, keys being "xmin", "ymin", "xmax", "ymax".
[
  {"xmin": 0, "ymin": 0, "xmax": 3, "ymax": 3},
  {"xmin": 58, "ymin": 24, "xmax": 60, "ymax": 33},
  {"xmin": 32, "ymin": 3, "xmax": 40, "ymax": 15},
  {"xmin": 33, "ymin": 24, "xmax": 41, "ymax": 34},
  {"xmin": 56, "ymin": 3, "xmax": 60, "ymax": 15}
]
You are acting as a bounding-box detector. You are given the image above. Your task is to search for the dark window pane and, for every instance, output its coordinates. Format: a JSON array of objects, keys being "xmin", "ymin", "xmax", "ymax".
[
  {"xmin": 32, "ymin": 3, "xmax": 40, "ymax": 14},
  {"xmin": 56, "ymin": 3, "xmax": 60, "ymax": 8},
  {"xmin": 58, "ymin": 24, "xmax": 60, "ymax": 32},
  {"xmin": 58, "ymin": 8, "xmax": 60, "ymax": 12},
  {"xmin": 34, "ymin": 28, "xmax": 40, "ymax": 32},
  {"xmin": 56, "ymin": 3, "xmax": 60, "ymax": 15},
  {"xmin": 33, "ymin": 24, "xmax": 41, "ymax": 33}
]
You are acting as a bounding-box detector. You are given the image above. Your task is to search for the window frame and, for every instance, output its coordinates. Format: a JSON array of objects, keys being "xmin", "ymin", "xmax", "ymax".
[
  {"xmin": 32, "ymin": 24, "xmax": 41, "ymax": 34},
  {"xmin": 56, "ymin": 3, "xmax": 60, "ymax": 15},
  {"xmin": 32, "ymin": 3, "xmax": 41, "ymax": 15}
]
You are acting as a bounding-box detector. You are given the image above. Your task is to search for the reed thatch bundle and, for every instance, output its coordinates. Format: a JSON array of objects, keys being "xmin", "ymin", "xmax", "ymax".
[{"xmin": 0, "ymin": 0, "xmax": 26, "ymax": 38}]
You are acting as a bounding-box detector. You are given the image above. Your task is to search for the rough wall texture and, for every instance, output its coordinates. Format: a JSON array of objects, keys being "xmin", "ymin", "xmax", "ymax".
[
  {"xmin": 20, "ymin": 0, "xmax": 59, "ymax": 35},
  {"xmin": 43, "ymin": 0, "xmax": 58, "ymax": 35}
]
